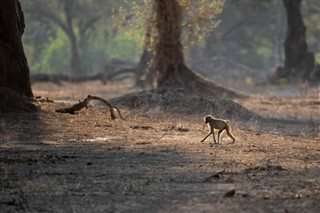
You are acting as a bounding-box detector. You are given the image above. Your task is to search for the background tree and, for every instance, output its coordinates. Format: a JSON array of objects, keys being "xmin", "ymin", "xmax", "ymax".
[
  {"xmin": 22, "ymin": 0, "xmax": 111, "ymax": 77},
  {"xmin": 283, "ymin": 0, "xmax": 320, "ymax": 81},
  {"xmin": 0, "ymin": 0, "xmax": 33, "ymax": 97},
  {"xmin": 272, "ymin": 0, "xmax": 320, "ymax": 83},
  {"xmin": 113, "ymin": 0, "xmax": 156, "ymax": 88},
  {"xmin": 191, "ymin": 1, "xmax": 278, "ymax": 72},
  {"xmin": 114, "ymin": 0, "xmax": 243, "ymax": 97},
  {"xmin": 153, "ymin": 0, "xmax": 243, "ymax": 97}
]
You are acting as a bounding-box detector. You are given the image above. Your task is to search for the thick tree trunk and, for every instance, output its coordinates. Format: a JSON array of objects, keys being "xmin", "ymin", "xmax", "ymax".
[
  {"xmin": 154, "ymin": 0, "xmax": 185, "ymax": 87},
  {"xmin": 153, "ymin": 0, "xmax": 244, "ymax": 98},
  {"xmin": 0, "ymin": 0, "xmax": 33, "ymax": 97},
  {"xmin": 281, "ymin": 0, "xmax": 317, "ymax": 81}
]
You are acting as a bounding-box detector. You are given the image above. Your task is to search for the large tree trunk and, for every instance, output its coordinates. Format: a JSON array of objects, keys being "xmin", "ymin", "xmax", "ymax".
[
  {"xmin": 154, "ymin": 0, "xmax": 185, "ymax": 87},
  {"xmin": 0, "ymin": 0, "xmax": 33, "ymax": 97},
  {"xmin": 279, "ymin": 0, "xmax": 318, "ymax": 81},
  {"xmin": 153, "ymin": 0, "xmax": 244, "ymax": 98}
]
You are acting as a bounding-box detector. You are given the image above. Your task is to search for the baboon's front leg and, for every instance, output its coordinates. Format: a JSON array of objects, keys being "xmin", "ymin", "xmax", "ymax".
[
  {"xmin": 212, "ymin": 130, "xmax": 217, "ymax": 143},
  {"xmin": 217, "ymin": 129, "xmax": 225, "ymax": 144},
  {"xmin": 200, "ymin": 131, "xmax": 212, "ymax": 143}
]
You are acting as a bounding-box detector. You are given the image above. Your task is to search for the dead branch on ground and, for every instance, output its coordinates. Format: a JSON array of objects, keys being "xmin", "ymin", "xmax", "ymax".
[{"xmin": 55, "ymin": 95, "xmax": 124, "ymax": 120}]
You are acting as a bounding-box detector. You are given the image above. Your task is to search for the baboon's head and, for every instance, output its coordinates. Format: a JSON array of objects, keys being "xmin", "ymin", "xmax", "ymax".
[{"xmin": 204, "ymin": 115, "xmax": 212, "ymax": 124}]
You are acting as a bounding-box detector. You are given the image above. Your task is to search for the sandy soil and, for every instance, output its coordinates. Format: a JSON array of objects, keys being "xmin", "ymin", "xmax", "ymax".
[{"xmin": 1, "ymin": 80, "xmax": 319, "ymax": 213}]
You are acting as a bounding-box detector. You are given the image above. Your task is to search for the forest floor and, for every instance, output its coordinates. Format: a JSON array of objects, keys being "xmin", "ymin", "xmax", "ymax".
[{"xmin": 1, "ymin": 79, "xmax": 320, "ymax": 213}]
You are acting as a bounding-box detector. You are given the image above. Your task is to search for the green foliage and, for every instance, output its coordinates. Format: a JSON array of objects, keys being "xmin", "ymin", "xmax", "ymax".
[
  {"xmin": 112, "ymin": 0, "xmax": 154, "ymax": 49},
  {"xmin": 23, "ymin": 28, "xmax": 141, "ymax": 74},
  {"xmin": 180, "ymin": 0, "xmax": 224, "ymax": 49},
  {"xmin": 22, "ymin": 0, "xmax": 142, "ymax": 75},
  {"xmin": 113, "ymin": 0, "xmax": 224, "ymax": 53},
  {"xmin": 40, "ymin": 30, "xmax": 70, "ymax": 74},
  {"xmin": 104, "ymin": 34, "xmax": 142, "ymax": 61},
  {"xmin": 279, "ymin": 78, "xmax": 287, "ymax": 86},
  {"xmin": 315, "ymin": 53, "xmax": 320, "ymax": 64},
  {"xmin": 22, "ymin": 0, "xmax": 140, "ymax": 75},
  {"xmin": 23, "ymin": 26, "xmax": 71, "ymax": 74}
]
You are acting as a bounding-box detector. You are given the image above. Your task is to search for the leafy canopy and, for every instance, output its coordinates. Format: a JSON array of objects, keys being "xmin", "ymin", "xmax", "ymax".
[{"xmin": 113, "ymin": 0, "xmax": 224, "ymax": 52}]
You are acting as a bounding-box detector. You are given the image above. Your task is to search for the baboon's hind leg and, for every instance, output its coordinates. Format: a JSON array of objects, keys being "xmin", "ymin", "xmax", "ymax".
[{"xmin": 226, "ymin": 126, "xmax": 236, "ymax": 143}]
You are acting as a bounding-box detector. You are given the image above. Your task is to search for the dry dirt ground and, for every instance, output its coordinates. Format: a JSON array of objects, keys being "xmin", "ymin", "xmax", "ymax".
[{"xmin": 1, "ymin": 80, "xmax": 320, "ymax": 213}]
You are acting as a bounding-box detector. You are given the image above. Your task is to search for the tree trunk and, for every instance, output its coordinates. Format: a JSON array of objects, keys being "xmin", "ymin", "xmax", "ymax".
[
  {"xmin": 273, "ymin": 0, "xmax": 285, "ymax": 68},
  {"xmin": 0, "ymin": 0, "xmax": 33, "ymax": 97},
  {"xmin": 153, "ymin": 0, "xmax": 244, "ymax": 99},
  {"xmin": 64, "ymin": 2, "xmax": 83, "ymax": 78},
  {"xmin": 135, "ymin": 9, "xmax": 157, "ymax": 89},
  {"xmin": 135, "ymin": 47, "xmax": 154, "ymax": 88},
  {"xmin": 69, "ymin": 33, "xmax": 83, "ymax": 78},
  {"xmin": 282, "ymin": 0, "xmax": 316, "ymax": 80},
  {"xmin": 154, "ymin": 0, "xmax": 185, "ymax": 87}
]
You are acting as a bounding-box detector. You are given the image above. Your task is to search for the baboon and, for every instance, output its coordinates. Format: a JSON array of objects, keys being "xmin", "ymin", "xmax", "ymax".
[{"xmin": 200, "ymin": 115, "xmax": 236, "ymax": 144}]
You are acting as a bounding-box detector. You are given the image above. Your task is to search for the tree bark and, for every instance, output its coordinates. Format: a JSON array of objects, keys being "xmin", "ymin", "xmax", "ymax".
[
  {"xmin": 282, "ymin": 0, "xmax": 316, "ymax": 80},
  {"xmin": 154, "ymin": 0, "xmax": 185, "ymax": 87},
  {"xmin": 135, "ymin": 25, "xmax": 156, "ymax": 89},
  {"xmin": 135, "ymin": 47, "xmax": 154, "ymax": 88},
  {"xmin": 0, "ymin": 0, "xmax": 33, "ymax": 97}
]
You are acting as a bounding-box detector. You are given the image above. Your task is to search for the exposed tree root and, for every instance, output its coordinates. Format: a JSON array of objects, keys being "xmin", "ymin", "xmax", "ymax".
[
  {"xmin": 0, "ymin": 87, "xmax": 38, "ymax": 112},
  {"xmin": 55, "ymin": 95, "xmax": 124, "ymax": 120},
  {"xmin": 158, "ymin": 64, "xmax": 248, "ymax": 99}
]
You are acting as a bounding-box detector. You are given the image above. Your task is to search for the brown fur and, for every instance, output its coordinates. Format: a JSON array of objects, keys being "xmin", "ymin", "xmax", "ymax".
[{"xmin": 200, "ymin": 115, "xmax": 236, "ymax": 144}]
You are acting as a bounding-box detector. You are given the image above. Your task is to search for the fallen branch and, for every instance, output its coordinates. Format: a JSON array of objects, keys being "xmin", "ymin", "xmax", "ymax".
[
  {"xmin": 87, "ymin": 95, "xmax": 124, "ymax": 120},
  {"xmin": 55, "ymin": 95, "xmax": 124, "ymax": 120}
]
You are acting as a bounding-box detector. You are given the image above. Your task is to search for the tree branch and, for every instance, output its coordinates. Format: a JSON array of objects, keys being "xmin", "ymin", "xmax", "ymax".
[{"xmin": 55, "ymin": 95, "xmax": 124, "ymax": 120}]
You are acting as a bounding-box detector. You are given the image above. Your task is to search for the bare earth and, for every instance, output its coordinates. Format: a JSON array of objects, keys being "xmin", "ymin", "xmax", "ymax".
[{"xmin": 1, "ymin": 80, "xmax": 320, "ymax": 213}]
